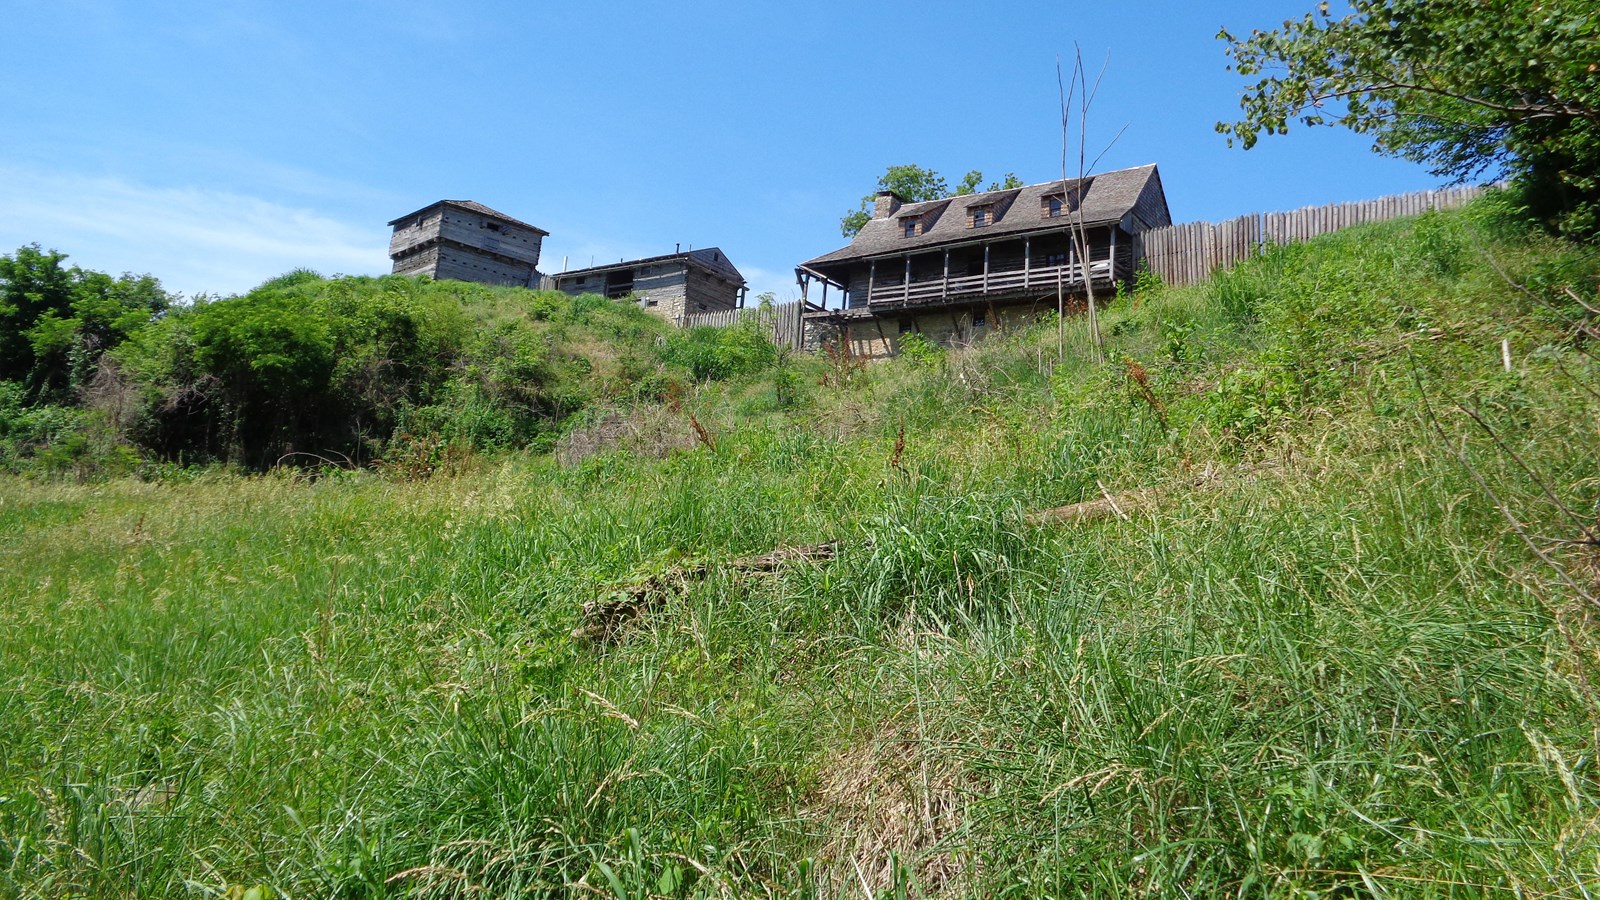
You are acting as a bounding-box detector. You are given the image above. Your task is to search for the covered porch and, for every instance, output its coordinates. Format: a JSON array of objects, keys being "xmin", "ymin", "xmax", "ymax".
[{"xmin": 797, "ymin": 224, "xmax": 1135, "ymax": 311}]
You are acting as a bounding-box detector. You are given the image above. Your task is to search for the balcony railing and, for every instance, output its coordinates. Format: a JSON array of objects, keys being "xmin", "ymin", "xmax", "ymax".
[{"xmin": 865, "ymin": 255, "xmax": 1126, "ymax": 307}]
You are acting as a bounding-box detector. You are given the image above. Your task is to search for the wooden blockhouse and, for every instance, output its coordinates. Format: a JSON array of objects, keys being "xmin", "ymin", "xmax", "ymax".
[{"xmin": 388, "ymin": 200, "xmax": 548, "ymax": 287}]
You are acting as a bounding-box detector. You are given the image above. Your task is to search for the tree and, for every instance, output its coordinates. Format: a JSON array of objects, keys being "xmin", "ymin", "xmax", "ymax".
[
  {"xmin": 1217, "ymin": 0, "xmax": 1600, "ymax": 238},
  {"xmin": 955, "ymin": 170, "xmax": 1024, "ymax": 196},
  {"xmin": 0, "ymin": 244, "xmax": 170, "ymax": 401},
  {"xmin": 840, "ymin": 166, "xmax": 1024, "ymax": 236}
]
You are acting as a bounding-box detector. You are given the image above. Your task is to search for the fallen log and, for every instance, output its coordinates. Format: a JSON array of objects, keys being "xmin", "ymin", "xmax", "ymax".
[
  {"xmin": 577, "ymin": 461, "xmax": 1278, "ymax": 642},
  {"xmin": 1027, "ymin": 465, "xmax": 1223, "ymax": 526},
  {"xmin": 573, "ymin": 542, "xmax": 838, "ymax": 643}
]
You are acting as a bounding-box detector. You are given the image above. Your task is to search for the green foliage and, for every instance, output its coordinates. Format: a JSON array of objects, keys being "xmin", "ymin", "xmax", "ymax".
[
  {"xmin": 5, "ymin": 205, "xmax": 1600, "ymax": 896},
  {"xmin": 0, "ymin": 244, "xmax": 170, "ymax": 402},
  {"xmin": 841, "ymin": 165, "xmax": 1026, "ymax": 236},
  {"xmin": 0, "ymin": 383, "xmax": 137, "ymax": 478},
  {"xmin": 104, "ymin": 275, "xmax": 784, "ymax": 468},
  {"xmin": 955, "ymin": 169, "xmax": 1024, "ymax": 196},
  {"xmin": 662, "ymin": 321, "xmax": 779, "ymax": 382},
  {"xmin": 1218, "ymin": 0, "xmax": 1600, "ymax": 238},
  {"xmin": 895, "ymin": 331, "xmax": 945, "ymax": 368}
]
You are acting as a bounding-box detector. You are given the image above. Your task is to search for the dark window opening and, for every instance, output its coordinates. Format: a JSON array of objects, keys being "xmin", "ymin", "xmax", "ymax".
[
  {"xmin": 971, "ymin": 206, "xmax": 990, "ymax": 227},
  {"xmin": 1044, "ymin": 252, "xmax": 1067, "ymax": 267},
  {"xmin": 973, "ymin": 312, "xmax": 987, "ymax": 327},
  {"xmin": 898, "ymin": 318, "xmax": 916, "ymax": 334},
  {"xmin": 604, "ymin": 269, "xmax": 635, "ymax": 298},
  {"xmin": 485, "ymin": 222, "xmax": 502, "ymax": 232},
  {"xmin": 1046, "ymin": 195, "xmax": 1063, "ymax": 217},
  {"xmin": 902, "ymin": 219, "xmax": 917, "ymax": 237}
]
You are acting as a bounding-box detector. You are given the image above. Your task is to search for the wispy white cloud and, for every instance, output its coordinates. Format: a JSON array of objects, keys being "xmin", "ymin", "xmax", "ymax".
[{"xmin": 0, "ymin": 165, "xmax": 389, "ymax": 299}]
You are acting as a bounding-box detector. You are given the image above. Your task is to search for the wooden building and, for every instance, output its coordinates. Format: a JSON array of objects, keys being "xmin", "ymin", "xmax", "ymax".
[
  {"xmin": 388, "ymin": 200, "xmax": 548, "ymax": 287},
  {"xmin": 554, "ymin": 248, "xmax": 748, "ymax": 321},
  {"xmin": 797, "ymin": 164, "xmax": 1171, "ymax": 358}
]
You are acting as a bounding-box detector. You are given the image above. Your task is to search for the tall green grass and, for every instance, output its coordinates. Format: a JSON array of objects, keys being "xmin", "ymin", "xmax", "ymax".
[{"xmin": 3, "ymin": 201, "xmax": 1599, "ymax": 897}]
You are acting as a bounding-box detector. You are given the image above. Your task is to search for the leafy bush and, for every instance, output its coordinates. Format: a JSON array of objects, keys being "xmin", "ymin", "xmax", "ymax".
[
  {"xmin": 896, "ymin": 331, "xmax": 945, "ymax": 368},
  {"xmin": 662, "ymin": 322, "xmax": 778, "ymax": 381},
  {"xmin": 0, "ymin": 244, "xmax": 170, "ymax": 403}
]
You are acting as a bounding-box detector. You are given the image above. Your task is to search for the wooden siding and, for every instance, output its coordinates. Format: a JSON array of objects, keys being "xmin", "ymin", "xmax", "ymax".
[
  {"xmin": 432, "ymin": 245, "xmax": 540, "ymax": 286},
  {"xmin": 434, "ymin": 208, "xmax": 543, "ymax": 267},
  {"xmin": 391, "ymin": 245, "xmax": 440, "ymax": 279},
  {"xmin": 388, "ymin": 202, "xmax": 545, "ymax": 286},
  {"xmin": 556, "ymin": 262, "xmax": 741, "ymax": 322},
  {"xmin": 682, "ymin": 267, "xmax": 741, "ymax": 314},
  {"xmin": 1129, "ymin": 172, "xmax": 1173, "ymax": 231},
  {"xmin": 1140, "ymin": 185, "xmax": 1485, "ymax": 286}
]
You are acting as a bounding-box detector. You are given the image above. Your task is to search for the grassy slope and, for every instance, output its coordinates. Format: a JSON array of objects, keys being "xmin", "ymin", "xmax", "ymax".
[{"xmin": 3, "ymin": 205, "xmax": 1599, "ymax": 898}]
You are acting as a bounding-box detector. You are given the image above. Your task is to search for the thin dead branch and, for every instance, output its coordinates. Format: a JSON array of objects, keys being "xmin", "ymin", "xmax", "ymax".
[{"xmin": 1407, "ymin": 357, "xmax": 1598, "ymax": 608}]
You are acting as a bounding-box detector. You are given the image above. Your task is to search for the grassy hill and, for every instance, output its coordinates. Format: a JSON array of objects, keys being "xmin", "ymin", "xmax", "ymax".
[{"xmin": 3, "ymin": 197, "xmax": 1599, "ymax": 897}]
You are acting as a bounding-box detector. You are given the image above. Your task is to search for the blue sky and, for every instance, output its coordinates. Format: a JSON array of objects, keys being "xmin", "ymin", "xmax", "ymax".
[{"xmin": 1, "ymin": 1, "xmax": 1445, "ymax": 302}]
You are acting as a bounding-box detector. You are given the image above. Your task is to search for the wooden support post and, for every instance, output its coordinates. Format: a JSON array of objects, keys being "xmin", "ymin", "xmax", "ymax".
[
  {"xmin": 1110, "ymin": 228, "xmax": 1118, "ymax": 285},
  {"xmin": 983, "ymin": 244, "xmax": 990, "ymax": 292},
  {"xmin": 821, "ymin": 281, "xmax": 828, "ymax": 309},
  {"xmin": 799, "ymin": 274, "xmax": 809, "ymax": 305},
  {"xmin": 1024, "ymin": 237, "xmax": 1031, "ymax": 289},
  {"xmin": 904, "ymin": 256, "xmax": 912, "ymax": 301},
  {"xmin": 868, "ymin": 259, "xmax": 876, "ymax": 304},
  {"xmin": 942, "ymin": 250, "xmax": 950, "ymax": 299}
]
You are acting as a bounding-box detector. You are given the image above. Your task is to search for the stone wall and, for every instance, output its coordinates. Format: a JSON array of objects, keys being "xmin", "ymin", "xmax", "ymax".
[{"xmin": 832, "ymin": 302, "xmax": 1049, "ymax": 360}]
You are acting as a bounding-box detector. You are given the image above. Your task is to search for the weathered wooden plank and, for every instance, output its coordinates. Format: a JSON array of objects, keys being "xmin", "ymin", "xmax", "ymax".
[{"xmin": 1139, "ymin": 184, "xmax": 1488, "ymax": 287}]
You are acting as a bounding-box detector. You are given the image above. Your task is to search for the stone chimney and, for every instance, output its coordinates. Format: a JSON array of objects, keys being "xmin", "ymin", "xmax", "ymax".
[{"xmin": 873, "ymin": 190, "xmax": 905, "ymax": 219}]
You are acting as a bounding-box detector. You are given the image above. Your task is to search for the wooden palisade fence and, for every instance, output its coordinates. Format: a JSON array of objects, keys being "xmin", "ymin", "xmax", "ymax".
[
  {"xmin": 1139, "ymin": 184, "xmax": 1486, "ymax": 287},
  {"xmin": 679, "ymin": 299, "xmax": 814, "ymax": 351}
]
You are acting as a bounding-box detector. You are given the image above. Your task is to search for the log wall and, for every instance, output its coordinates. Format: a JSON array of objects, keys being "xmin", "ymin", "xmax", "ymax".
[{"xmin": 1139, "ymin": 184, "xmax": 1486, "ymax": 287}]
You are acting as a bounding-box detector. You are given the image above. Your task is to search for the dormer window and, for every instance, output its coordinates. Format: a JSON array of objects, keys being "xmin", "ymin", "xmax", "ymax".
[
  {"xmin": 970, "ymin": 205, "xmax": 992, "ymax": 227},
  {"xmin": 902, "ymin": 218, "xmax": 917, "ymax": 238},
  {"xmin": 1044, "ymin": 190, "xmax": 1084, "ymax": 218}
]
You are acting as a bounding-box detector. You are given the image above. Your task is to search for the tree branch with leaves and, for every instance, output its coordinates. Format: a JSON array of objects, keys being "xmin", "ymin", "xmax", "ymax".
[{"xmin": 1217, "ymin": 0, "xmax": 1600, "ymax": 238}]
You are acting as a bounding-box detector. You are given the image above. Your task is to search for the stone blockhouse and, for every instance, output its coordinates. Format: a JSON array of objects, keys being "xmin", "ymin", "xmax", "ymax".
[
  {"xmin": 553, "ymin": 248, "xmax": 748, "ymax": 321},
  {"xmin": 796, "ymin": 164, "xmax": 1172, "ymax": 358},
  {"xmin": 388, "ymin": 200, "xmax": 548, "ymax": 287}
]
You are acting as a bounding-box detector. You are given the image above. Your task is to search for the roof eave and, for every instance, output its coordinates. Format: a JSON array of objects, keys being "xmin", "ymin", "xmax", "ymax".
[
  {"xmin": 801, "ymin": 214, "xmax": 1125, "ymax": 268},
  {"xmin": 387, "ymin": 200, "xmax": 550, "ymax": 235}
]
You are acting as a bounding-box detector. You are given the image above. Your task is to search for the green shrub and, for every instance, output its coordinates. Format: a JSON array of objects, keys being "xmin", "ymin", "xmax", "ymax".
[{"xmin": 896, "ymin": 331, "xmax": 945, "ymax": 368}]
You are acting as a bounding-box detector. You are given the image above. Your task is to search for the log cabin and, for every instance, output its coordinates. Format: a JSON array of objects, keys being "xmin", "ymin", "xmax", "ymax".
[
  {"xmin": 554, "ymin": 248, "xmax": 748, "ymax": 321},
  {"xmin": 797, "ymin": 164, "xmax": 1171, "ymax": 358},
  {"xmin": 388, "ymin": 200, "xmax": 548, "ymax": 287}
]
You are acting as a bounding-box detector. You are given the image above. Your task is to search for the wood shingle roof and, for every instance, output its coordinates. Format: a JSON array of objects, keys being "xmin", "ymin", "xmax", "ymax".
[
  {"xmin": 802, "ymin": 164, "xmax": 1165, "ymax": 268},
  {"xmin": 554, "ymin": 247, "xmax": 745, "ymax": 285},
  {"xmin": 387, "ymin": 200, "xmax": 550, "ymax": 235}
]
